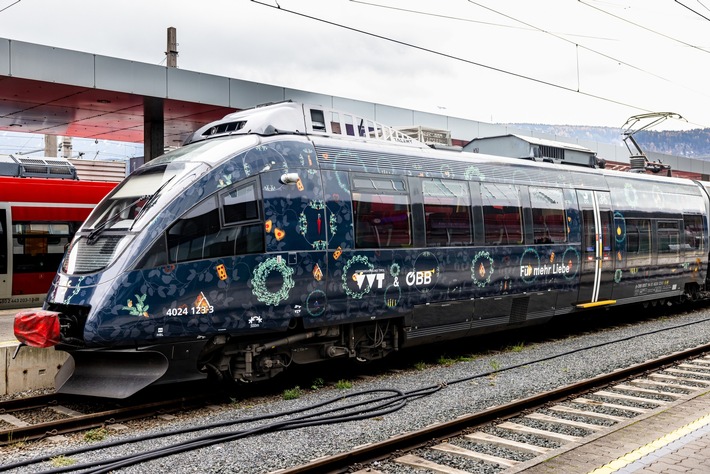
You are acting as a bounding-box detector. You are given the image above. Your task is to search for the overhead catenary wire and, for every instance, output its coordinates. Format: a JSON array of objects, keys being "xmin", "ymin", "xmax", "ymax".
[
  {"xmin": 351, "ymin": 0, "xmax": 612, "ymax": 39},
  {"xmin": 350, "ymin": 0, "xmax": 710, "ymax": 124},
  {"xmin": 579, "ymin": 0, "xmax": 710, "ymax": 54},
  {"xmin": 0, "ymin": 0, "xmax": 20, "ymax": 14},
  {"xmin": 674, "ymin": 0, "xmax": 710, "ymax": 22},
  {"xmin": 465, "ymin": 0, "xmax": 710, "ymax": 101},
  {"xmin": 250, "ymin": 0, "xmax": 654, "ymax": 117},
  {"xmin": 696, "ymin": 0, "xmax": 710, "ymax": 13},
  {"xmin": 355, "ymin": 0, "xmax": 703, "ymax": 100},
  {"xmin": 252, "ymin": 0, "xmax": 710, "ymax": 129}
]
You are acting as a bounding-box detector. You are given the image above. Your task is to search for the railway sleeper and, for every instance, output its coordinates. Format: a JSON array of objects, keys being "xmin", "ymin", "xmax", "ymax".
[{"xmin": 381, "ymin": 356, "xmax": 710, "ymax": 474}]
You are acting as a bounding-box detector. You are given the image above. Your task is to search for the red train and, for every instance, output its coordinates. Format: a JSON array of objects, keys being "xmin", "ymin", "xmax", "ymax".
[{"xmin": 0, "ymin": 157, "xmax": 116, "ymax": 309}]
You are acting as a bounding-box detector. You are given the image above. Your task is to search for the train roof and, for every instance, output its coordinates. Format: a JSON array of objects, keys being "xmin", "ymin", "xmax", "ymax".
[
  {"xmin": 183, "ymin": 101, "xmax": 429, "ymax": 149},
  {"xmin": 0, "ymin": 154, "xmax": 78, "ymax": 179},
  {"xmin": 182, "ymin": 101, "xmax": 698, "ymax": 191}
]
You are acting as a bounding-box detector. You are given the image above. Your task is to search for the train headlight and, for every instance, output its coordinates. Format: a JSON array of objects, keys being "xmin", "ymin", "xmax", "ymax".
[{"xmin": 280, "ymin": 172, "xmax": 300, "ymax": 184}]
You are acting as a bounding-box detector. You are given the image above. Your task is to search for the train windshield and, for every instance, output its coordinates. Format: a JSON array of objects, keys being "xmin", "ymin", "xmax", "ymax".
[{"xmin": 83, "ymin": 137, "xmax": 255, "ymax": 234}]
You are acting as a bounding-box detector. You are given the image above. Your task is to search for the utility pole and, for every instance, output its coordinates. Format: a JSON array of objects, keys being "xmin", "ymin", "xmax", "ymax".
[
  {"xmin": 44, "ymin": 135, "xmax": 57, "ymax": 157},
  {"xmin": 166, "ymin": 27, "xmax": 178, "ymax": 68},
  {"xmin": 60, "ymin": 136, "xmax": 72, "ymax": 159},
  {"xmin": 144, "ymin": 27, "xmax": 176, "ymax": 163}
]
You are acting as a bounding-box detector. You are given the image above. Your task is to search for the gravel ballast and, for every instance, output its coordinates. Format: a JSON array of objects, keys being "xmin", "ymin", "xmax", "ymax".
[{"xmin": 2, "ymin": 306, "xmax": 710, "ymax": 473}]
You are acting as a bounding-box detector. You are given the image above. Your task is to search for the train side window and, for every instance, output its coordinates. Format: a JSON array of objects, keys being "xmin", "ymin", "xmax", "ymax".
[
  {"xmin": 657, "ymin": 221, "xmax": 680, "ymax": 254},
  {"xmin": 219, "ymin": 181, "xmax": 263, "ymax": 255},
  {"xmin": 352, "ymin": 176, "xmax": 411, "ymax": 248},
  {"xmin": 140, "ymin": 183, "xmax": 264, "ymax": 268},
  {"xmin": 222, "ymin": 182, "xmax": 260, "ymax": 225},
  {"xmin": 167, "ymin": 196, "xmax": 221, "ymax": 263},
  {"xmin": 683, "ymin": 215, "xmax": 703, "ymax": 251},
  {"xmin": 582, "ymin": 210, "xmax": 595, "ymax": 256},
  {"xmin": 529, "ymin": 187, "xmax": 567, "ymax": 244},
  {"xmin": 480, "ymin": 183, "xmax": 523, "ymax": 245},
  {"xmin": 11, "ymin": 221, "xmax": 74, "ymax": 273},
  {"xmin": 135, "ymin": 234, "xmax": 168, "ymax": 269},
  {"xmin": 626, "ymin": 219, "xmax": 651, "ymax": 260},
  {"xmin": 422, "ymin": 179, "xmax": 472, "ymax": 246}
]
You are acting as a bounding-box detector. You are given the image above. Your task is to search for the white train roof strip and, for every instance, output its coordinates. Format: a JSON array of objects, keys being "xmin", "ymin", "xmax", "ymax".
[{"xmin": 187, "ymin": 102, "xmax": 428, "ymax": 148}]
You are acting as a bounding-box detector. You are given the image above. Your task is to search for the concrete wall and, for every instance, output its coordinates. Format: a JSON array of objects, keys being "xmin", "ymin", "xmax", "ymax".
[{"xmin": 1, "ymin": 342, "xmax": 67, "ymax": 395}]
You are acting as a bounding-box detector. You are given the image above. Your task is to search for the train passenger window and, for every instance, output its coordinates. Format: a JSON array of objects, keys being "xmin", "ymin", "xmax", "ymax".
[
  {"xmin": 167, "ymin": 196, "xmax": 222, "ymax": 263},
  {"xmin": 529, "ymin": 187, "xmax": 567, "ymax": 244},
  {"xmin": 657, "ymin": 221, "xmax": 680, "ymax": 254},
  {"xmin": 11, "ymin": 221, "xmax": 75, "ymax": 273},
  {"xmin": 480, "ymin": 183, "xmax": 523, "ymax": 245},
  {"xmin": 422, "ymin": 179, "xmax": 472, "ymax": 246},
  {"xmin": 683, "ymin": 215, "xmax": 703, "ymax": 251},
  {"xmin": 626, "ymin": 219, "xmax": 651, "ymax": 256},
  {"xmin": 352, "ymin": 176, "xmax": 411, "ymax": 249},
  {"xmin": 222, "ymin": 183, "xmax": 260, "ymax": 225}
]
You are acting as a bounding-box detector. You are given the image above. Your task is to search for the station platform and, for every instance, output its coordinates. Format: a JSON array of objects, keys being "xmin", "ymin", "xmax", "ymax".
[
  {"xmin": 514, "ymin": 387, "xmax": 710, "ymax": 473},
  {"xmin": 0, "ymin": 308, "xmax": 21, "ymax": 344},
  {"xmin": 0, "ymin": 308, "xmax": 67, "ymax": 396}
]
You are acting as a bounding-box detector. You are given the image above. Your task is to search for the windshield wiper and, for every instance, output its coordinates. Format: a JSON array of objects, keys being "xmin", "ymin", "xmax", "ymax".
[
  {"xmin": 129, "ymin": 176, "xmax": 175, "ymax": 231},
  {"xmin": 86, "ymin": 195, "xmax": 148, "ymax": 245}
]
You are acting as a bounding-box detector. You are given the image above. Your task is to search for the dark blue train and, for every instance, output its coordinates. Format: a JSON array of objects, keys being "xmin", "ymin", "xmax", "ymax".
[{"xmin": 13, "ymin": 102, "xmax": 710, "ymax": 398}]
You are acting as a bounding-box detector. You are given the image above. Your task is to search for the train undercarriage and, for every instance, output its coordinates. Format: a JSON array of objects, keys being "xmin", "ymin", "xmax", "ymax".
[
  {"xmin": 45, "ymin": 279, "xmax": 710, "ymax": 399},
  {"xmin": 200, "ymin": 320, "xmax": 400, "ymax": 384},
  {"xmin": 51, "ymin": 319, "xmax": 401, "ymax": 398}
]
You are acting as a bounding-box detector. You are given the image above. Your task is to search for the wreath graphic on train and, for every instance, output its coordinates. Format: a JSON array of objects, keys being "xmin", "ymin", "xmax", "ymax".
[
  {"xmin": 342, "ymin": 255, "xmax": 375, "ymax": 299},
  {"xmin": 614, "ymin": 211, "xmax": 627, "ymax": 244},
  {"xmin": 561, "ymin": 247, "xmax": 581, "ymax": 281},
  {"xmin": 251, "ymin": 257, "xmax": 295, "ymax": 306},
  {"xmin": 471, "ymin": 250, "xmax": 494, "ymax": 288},
  {"xmin": 306, "ymin": 289, "xmax": 327, "ymax": 317},
  {"xmin": 624, "ymin": 183, "xmax": 638, "ymax": 207},
  {"xmin": 519, "ymin": 248, "xmax": 541, "ymax": 284},
  {"xmin": 298, "ymin": 199, "xmax": 328, "ymax": 250}
]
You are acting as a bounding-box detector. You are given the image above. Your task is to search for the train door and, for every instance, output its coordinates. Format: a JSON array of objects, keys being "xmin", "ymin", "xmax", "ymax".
[
  {"xmin": 0, "ymin": 204, "xmax": 10, "ymax": 300},
  {"xmin": 576, "ymin": 190, "xmax": 615, "ymax": 307}
]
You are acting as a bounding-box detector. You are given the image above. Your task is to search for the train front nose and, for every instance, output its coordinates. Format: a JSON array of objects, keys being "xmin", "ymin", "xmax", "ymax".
[
  {"xmin": 55, "ymin": 349, "xmax": 170, "ymax": 398},
  {"xmin": 13, "ymin": 310, "xmax": 61, "ymax": 348}
]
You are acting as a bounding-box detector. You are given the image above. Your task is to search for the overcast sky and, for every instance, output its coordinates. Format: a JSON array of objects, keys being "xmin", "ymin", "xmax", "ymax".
[{"xmin": 1, "ymin": 0, "xmax": 709, "ymax": 133}]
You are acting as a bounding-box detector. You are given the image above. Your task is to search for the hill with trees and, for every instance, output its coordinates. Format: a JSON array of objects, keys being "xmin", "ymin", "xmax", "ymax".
[{"xmin": 507, "ymin": 124, "xmax": 710, "ymax": 160}]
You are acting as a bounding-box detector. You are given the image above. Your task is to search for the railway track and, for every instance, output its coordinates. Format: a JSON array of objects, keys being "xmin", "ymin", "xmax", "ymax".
[
  {"xmin": 0, "ymin": 391, "xmax": 214, "ymax": 445},
  {"xmin": 276, "ymin": 342, "xmax": 710, "ymax": 473},
  {"xmin": 2, "ymin": 309, "xmax": 709, "ymax": 473}
]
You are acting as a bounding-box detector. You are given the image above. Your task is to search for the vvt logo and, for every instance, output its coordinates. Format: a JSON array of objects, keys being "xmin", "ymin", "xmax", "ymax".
[{"xmin": 354, "ymin": 271, "xmax": 385, "ymax": 290}]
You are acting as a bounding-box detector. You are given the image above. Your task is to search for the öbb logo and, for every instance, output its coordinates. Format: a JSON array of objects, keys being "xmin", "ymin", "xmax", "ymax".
[{"xmin": 406, "ymin": 270, "xmax": 435, "ymax": 286}]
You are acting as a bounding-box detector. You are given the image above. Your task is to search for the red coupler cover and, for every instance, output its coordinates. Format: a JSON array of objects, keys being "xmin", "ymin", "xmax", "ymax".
[{"xmin": 14, "ymin": 310, "xmax": 61, "ymax": 348}]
